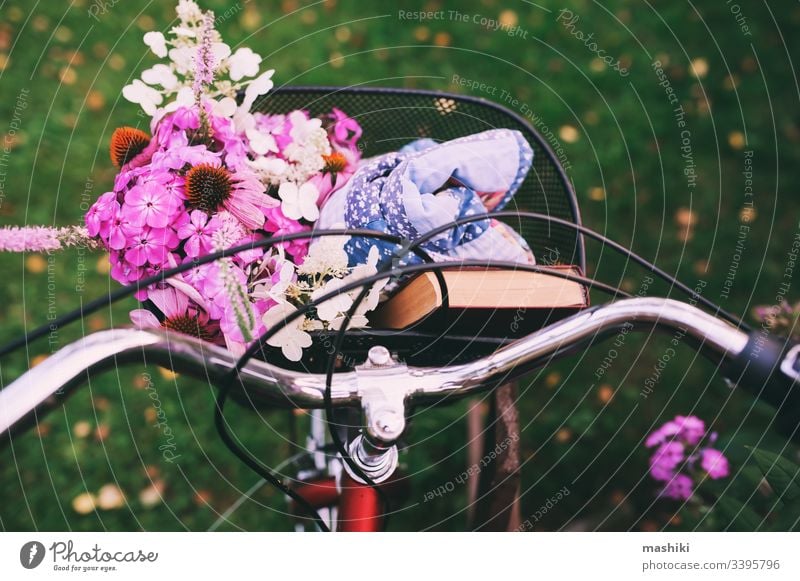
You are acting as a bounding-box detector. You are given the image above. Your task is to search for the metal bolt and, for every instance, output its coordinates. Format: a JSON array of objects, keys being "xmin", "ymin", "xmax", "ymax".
[
  {"xmin": 367, "ymin": 345, "xmax": 392, "ymax": 367},
  {"xmin": 374, "ymin": 409, "xmax": 405, "ymax": 439}
]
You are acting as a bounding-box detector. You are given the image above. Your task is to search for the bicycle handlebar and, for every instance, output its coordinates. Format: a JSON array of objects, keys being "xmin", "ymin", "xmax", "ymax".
[{"xmin": 2, "ymin": 297, "xmax": 799, "ymax": 442}]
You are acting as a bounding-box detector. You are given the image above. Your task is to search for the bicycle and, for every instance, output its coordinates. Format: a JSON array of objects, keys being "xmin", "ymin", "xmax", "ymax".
[{"xmin": 1, "ymin": 88, "xmax": 797, "ymax": 532}]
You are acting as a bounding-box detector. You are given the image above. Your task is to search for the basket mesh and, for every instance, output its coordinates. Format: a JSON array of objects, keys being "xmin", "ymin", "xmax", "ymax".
[{"xmin": 255, "ymin": 87, "xmax": 584, "ymax": 270}]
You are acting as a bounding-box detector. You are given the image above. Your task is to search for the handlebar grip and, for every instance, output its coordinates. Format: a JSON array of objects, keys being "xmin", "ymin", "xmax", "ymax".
[{"xmin": 723, "ymin": 332, "xmax": 800, "ymax": 440}]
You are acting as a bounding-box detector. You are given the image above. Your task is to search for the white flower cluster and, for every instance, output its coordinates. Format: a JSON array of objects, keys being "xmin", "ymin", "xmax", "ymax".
[
  {"xmin": 123, "ymin": 0, "xmax": 274, "ymax": 120},
  {"xmin": 253, "ymin": 242, "xmax": 387, "ymax": 361},
  {"xmin": 243, "ymin": 110, "xmax": 332, "ymax": 188}
]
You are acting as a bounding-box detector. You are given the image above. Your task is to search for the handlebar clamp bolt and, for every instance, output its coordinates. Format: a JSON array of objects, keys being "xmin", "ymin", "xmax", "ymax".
[{"xmin": 367, "ymin": 345, "xmax": 393, "ymax": 367}]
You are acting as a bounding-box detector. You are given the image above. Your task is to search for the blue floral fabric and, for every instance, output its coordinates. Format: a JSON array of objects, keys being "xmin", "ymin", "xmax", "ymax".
[{"xmin": 318, "ymin": 128, "xmax": 535, "ymax": 267}]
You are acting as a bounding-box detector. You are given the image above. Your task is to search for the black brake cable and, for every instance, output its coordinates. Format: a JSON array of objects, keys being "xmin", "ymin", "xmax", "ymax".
[
  {"xmin": 226, "ymin": 256, "xmax": 629, "ymax": 530},
  {"xmin": 217, "ymin": 231, "xmax": 449, "ymax": 523},
  {"xmin": 212, "ymin": 386, "xmax": 331, "ymax": 532},
  {"xmin": 316, "ymin": 259, "xmax": 629, "ymax": 530},
  {"xmin": 1, "ymin": 211, "xmax": 735, "ymax": 530}
]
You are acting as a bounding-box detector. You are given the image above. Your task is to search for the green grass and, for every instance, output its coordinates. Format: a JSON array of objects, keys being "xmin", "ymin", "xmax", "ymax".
[{"xmin": 1, "ymin": 0, "xmax": 799, "ymax": 531}]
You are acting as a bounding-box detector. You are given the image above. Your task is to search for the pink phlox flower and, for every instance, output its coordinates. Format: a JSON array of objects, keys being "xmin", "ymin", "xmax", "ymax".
[
  {"xmin": 700, "ymin": 448, "xmax": 730, "ymax": 479},
  {"xmin": 124, "ymin": 180, "xmax": 184, "ymax": 228},
  {"xmin": 263, "ymin": 206, "xmax": 311, "ymax": 261},
  {"xmin": 674, "ymin": 415, "xmax": 706, "ymax": 446},
  {"xmin": 662, "ymin": 474, "xmax": 693, "ymax": 501},
  {"xmin": 152, "ymin": 143, "xmax": 219, "ymax": 171},
  {"xmin": 105, "ymin": 210, "xmax": 136, "ymax": 251},
  {"xmin": 649, "ymin": 442, "xmax": 685, "ymax": 481},
  {"xmin": 85, "ymin": 191, "xmax": 119, "ymax": 238},
  {"xmin": 122, "ymin": 226, "xmax": 179, "ymax": 267},
  {"xmin": 328, "ymin": 107, "xmax": 362, "ymax": 151},
  {"xmin": 176, "ymin": 210, "xmax": 219, "ymax": 258}
]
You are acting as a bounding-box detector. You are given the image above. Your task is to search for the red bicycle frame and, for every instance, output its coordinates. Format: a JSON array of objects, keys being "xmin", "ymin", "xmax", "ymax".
[{"xmin": 293, "ymin": 475, "xmax": 383, "ymax": 532}]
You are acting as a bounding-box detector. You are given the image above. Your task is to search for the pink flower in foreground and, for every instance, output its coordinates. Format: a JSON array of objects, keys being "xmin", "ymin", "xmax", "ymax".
[
  {"xmin": 123, "ymin": 227, "xmax": 178, "ymax": 267},
  {"xmin": 649, "ymin": 442, "xmax": 685, "ymax": 481},
  {"xmin": 85, "ymin": 192, "xmax": 119, "ymax": 238},
  {"xmin": 328, "ymin": 107, "xmax": 362, "ymax": 151},
  {"xmin": 645, "ymin": 415, "xmax": 706, "ymax": 448},
  {"xmin": 662, "ymin": 474, "xmax": 694, "ymax": 501},
  {"xmin": 263, "ymin": 206, "xmax": 311, "ymax": 261},
  {"xmin": 645, "ymin": 414, "xmax": 730, "ymax": 500},
  {"xmin": 124, "ymin": 180, "xmax": 183, "ymax": 228},
  {"xmin": 700, "ymin": 449, "xmax": 730, "ymax": 479},
  {"xmin": 176, "ymin": 210, "xmax": 218, "ymax": 258},
  {"xmin": 130, "ymin": 286, "xmax": 218, "ymax": 342},
  {"xmin": 184, "ymin": 162, "xmax": 274, "ymax": 230}
]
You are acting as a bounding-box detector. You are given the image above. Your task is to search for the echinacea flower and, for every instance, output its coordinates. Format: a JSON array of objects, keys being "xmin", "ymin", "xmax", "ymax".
[
  {"xmin": 310, "ymin": 151, "xmax": 356, "ymax": 206},
  {"xmin": 130, "ymin": 286, "xmax": 217, "ymax": 341},
  {"xmin": 109, "ymin": 127, "xmax": 152, "ymax": 168},
  {"xmin": 184, "ymin": 162, "xmax": 275, "ymax": 229}
]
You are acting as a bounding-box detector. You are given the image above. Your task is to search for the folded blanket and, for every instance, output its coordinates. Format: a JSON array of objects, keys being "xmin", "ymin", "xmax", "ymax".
[{"xmin": 317, "ymin": 128, "xmax": 535, "ymax": 267}]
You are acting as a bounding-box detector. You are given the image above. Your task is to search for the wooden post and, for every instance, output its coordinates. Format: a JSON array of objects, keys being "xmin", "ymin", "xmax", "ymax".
[{"xmin": 470, "ymin": 382, "xmax": 521, "ymax": 531}]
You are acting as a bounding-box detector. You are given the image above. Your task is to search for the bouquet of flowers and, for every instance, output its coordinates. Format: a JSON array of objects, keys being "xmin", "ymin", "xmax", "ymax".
[{"xmin": 58, "ymin": 0, "xmax": 378, "ymax": 360}]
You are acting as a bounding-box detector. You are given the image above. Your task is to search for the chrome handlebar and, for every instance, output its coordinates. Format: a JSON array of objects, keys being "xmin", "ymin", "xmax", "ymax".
[{"xmin": 2, "ymin": 297, "xmax": 798, "ymax": 445}]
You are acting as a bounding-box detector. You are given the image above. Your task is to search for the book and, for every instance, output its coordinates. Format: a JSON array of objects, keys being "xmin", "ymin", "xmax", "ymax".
[{"xmin": 369, "ymin": 266, "xmax": 589, "ymax": 338}]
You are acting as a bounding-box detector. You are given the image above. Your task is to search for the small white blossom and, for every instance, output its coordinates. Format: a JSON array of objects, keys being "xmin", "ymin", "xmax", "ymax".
[
  {"xmin": 288, "ymin": 110, "xmax": 323, "ymax": 143},
  {"xmin": 170, "ymin": 25, "xmax": 197, "ymax": 38},
  {"xmin": 211, "ymin": 42, "xmax": 231, "ymax": 62},
  {"xmin": 329, "ymin": 314, "xmax": 370, "ymax": 330},
  {"xmin": 143, "ymin": 31, "xmax": 168, "ymax": 57},
  {"xmin": 279, "ymin": 181, "xmax": 319, "ymax": 222},
  {"xmin": 248, "ymin": 156, "xmax": 288, "ymax": 182},
  {"xmin": 311, "ymin": 278, "xmax": 353, "ymax": 322},
  {"xmin": 141, "ymin": 64, "xmax": 178, "ymax": 89},
  {"xmin": 211, "ymin": 96, "xmax": 237, "ymax": 117},
  {"xmin": 343, "ymin": 246, "xmax": 386, "ymax": 312},
  {"xmin": 263, "ymin": 303, "xmax": 313, "ymax": 361},
  {"xmin": 298, "ymin": 232, "xmax": 350, "ymax": 275},
  {"xmin": 246, "ymin": 127, "xmax": 278, "ymax": 155},
  {"xmin": 228, "ymin": 47, "xmax": 262, "ymax": 81},
  {"xmin": 168, "ymin": 46, "xmax": 195, "ymax": 75},
  {"xmin": 240, "ymin": 69, "xmax": 275, "ymax": 113},
  {"xmin": 122, "ymin": 79, "xmax": 164, "ymax": 115},
  {"xmin": 176, "ymin": 0, "xmax": 204, "ymax": 23}
]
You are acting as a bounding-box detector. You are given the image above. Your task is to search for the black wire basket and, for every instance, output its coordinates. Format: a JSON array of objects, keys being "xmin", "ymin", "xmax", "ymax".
[{"xmin": 243, "ymin": 86, "xmax": 585, "ymax": 370}]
